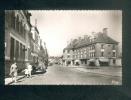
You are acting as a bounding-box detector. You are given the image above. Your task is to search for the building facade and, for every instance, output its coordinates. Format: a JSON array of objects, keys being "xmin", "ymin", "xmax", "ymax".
[
  {"xmin": 5, "ymin": 10, "xmax": 48, "ymax": 76},
  {"xmin": 5, "ymin": 10, "xmax": 32, "ymax": 76},
  {"xmin": 63, "ymin": 28, "xmax": 120, "ymax": 67},
  {"xmin": 30, "ymin": 26, "xmax": 41, "ymax": 65}
]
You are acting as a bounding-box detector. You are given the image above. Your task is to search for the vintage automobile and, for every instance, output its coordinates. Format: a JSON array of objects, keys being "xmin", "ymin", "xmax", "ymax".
[{"xmin": 32, "ymin": 62, "xmax": 46, "ymax": 74}]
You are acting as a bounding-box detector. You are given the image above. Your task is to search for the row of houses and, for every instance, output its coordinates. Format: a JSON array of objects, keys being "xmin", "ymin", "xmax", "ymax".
[
  {"xmin": 5, "ymin": 10, "xmax": 48, "ymax": 76},
  {"xmin": 63, "ymin": 28, "xmax": 122, "ymax": 67},
  {"xmin": 48, "ymin": 56, "xmax": 63, "ymax": 65}
]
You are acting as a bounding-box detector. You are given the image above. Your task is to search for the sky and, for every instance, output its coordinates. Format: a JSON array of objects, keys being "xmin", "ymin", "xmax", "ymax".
[{"xmin": 29, "ymin": 10, "xmax": 122, "ymax": 57}]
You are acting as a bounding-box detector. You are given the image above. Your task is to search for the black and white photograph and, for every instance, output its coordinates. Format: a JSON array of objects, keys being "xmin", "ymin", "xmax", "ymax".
[{"xmin": 5, "ymin": 10, "xmax": 122, "ymax": 85}]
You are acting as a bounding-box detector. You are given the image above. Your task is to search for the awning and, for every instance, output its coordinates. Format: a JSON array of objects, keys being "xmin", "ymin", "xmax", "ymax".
[
  {"xmin": 75, "ymin": 60, "xmax": 80, "ymax": 63},
  {"xmin": 99, "ymin": 58, "xmax": 109, "ymax": 62},
  {"xmin": 88, "ymin": 59, "xmax": 95, "ymax": 62}
]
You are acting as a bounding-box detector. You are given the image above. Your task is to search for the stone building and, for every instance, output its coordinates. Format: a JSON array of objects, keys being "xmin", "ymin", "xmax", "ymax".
[
  {"xmin": 30, "ymin": 26, "xmax": 40, "ymax": 65},
  {"xmin": 5, "ymin": 10, "xmax": 32, "ymax": 76},
  {"xmin": 63, "ymin": 28, "xmax": 120, "ymax": 67},
  {"xmin": 5, "ymin": 10, "xmax": 48, "ymax": 76}
]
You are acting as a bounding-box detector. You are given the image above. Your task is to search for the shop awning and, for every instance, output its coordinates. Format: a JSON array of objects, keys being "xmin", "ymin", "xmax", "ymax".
[
  {"xmin": 88, "ymin": 59, "xmax": 95, "ymax": 62},
  {"xmin": 99, "ymin": 58, "xmax": 109, "ymax": 62},
  {"xmin": 75, "ymin": 60, "xmax": 80, "ymax": 62}
]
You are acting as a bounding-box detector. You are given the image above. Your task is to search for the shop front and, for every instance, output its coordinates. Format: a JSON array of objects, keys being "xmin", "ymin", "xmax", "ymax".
[
  {"xmin": 99, "ymin": 58, "xmax": 109, "ymax": 66},
  {"xmin": 80, "ymin": 59, "xmax": 87, "ymax": 65},
  {"xmin": 88, "ymin": 59, "xmax": 96, "ymax": 66},
  {"xmin": 74, "ymin": 59, "xmax": 81, "ymax": 66}
]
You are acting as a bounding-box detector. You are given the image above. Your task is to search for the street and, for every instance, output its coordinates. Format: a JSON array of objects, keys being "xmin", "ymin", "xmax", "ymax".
[{"xmin": 11, "ymin": 65, "xmax": 122, "ymax": 85}]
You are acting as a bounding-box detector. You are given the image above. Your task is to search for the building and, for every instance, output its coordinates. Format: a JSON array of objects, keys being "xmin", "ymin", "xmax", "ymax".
[
  {"xmin": 30, "ymin": 25, "xmax": 40, "ymax": 65},
  {"xmin": 5, "ymin": 10, "xmax": 32, "ymax": 76},
  {"xmin": 63, "ymin": 28, "xmax": 121, "ymax": 67},
  {"xmin": 5, "ymin": 10, "xmax": 49, "ymax": 77}
]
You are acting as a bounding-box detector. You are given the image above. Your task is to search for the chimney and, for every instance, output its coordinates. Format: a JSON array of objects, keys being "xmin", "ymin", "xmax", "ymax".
[{"xmin": 103, "ymin": 28, "xmax": 108, "ymax": 35}]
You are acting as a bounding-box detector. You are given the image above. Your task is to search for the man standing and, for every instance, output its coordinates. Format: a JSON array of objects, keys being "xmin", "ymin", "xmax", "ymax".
[
  {"xmin": 27, "ymin": 63, "xmax": 32, "ymax": 78},
  {"xmin": 9, "ymin": 62, "xmax": 18, "ymax": 83}
]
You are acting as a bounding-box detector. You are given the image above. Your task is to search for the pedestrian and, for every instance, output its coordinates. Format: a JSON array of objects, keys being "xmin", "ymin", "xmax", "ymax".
[
  {"xmin": 22, "ymin": 66, "xmax": 29, "ymax": 78},
  {"xmin": 9, "ymin": 62, "xmax": 18, "ymax": 83},
  {"xmin": 27, "ymin": 63, "xmax": 32, "ymax": 78}
]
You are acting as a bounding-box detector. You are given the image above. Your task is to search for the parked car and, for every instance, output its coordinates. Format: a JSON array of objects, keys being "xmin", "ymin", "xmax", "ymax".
[
  {"xmin": 48, "ymin": 62, "xmax": 53, "ymax": 66},
  {"xmin": 32, "ymin": 62, "xmax": 46, "ymax": 74}
]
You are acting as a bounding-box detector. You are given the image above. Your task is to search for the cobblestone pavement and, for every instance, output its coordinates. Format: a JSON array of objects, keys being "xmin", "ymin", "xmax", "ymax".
[{"xmin": 11, "ymin": 65, "xmax": 122, "ymax": 85}]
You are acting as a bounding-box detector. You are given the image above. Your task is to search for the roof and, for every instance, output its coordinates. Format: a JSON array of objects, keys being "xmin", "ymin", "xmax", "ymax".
[
  {"xmin": 94, "ymin": 33, "xmax": 118, "ymax": 44},
  {"xmin": 63, "ymin": 39, "xmax": 78, "ymax": 50},
  {"xmin": 64, "ymin": 33, "xmax": 118, "ymax": 50},
  {"xmin": 63, "ymin": 44, "xmax": 74, "ymax": 50}
]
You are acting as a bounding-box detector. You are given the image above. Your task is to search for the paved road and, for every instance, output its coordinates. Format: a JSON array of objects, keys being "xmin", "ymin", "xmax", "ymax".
[{"xmin": 12, "ymin": 65, "xmax": 122, "ymax": 85}]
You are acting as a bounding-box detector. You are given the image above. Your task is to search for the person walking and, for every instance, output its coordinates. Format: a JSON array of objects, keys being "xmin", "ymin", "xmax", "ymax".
[
  {"xmin": 22, "ymin": 66, "xmax": 29, "ymax": 78},
  {"xmin": 9, "ymin": 62, "xmax": 18, "ymax": 83},
  {"xmin": 27, "ymin": 63, "xmax": 32, "ymax": 78}
]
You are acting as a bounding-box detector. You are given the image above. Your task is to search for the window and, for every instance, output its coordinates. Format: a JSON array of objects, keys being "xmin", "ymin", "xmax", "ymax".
[
  {"xmin": 67, "ymin": 55, "xmax": 70, "ymax": 58},
  {"xmin": 101, "ymin": 44, "xmax": 104, "ymax": 49},
  {"xmin": 20, "ymin": 43, "xmax": 22, "ymax": 60},
  {"xmin": 113, "ymin": 59, "xmax": 116, "ymax": 64},
  {"xmin": 16, "ymin": 15, "xmax": 19, "ymax": 32},
  {"xmin": 112, "ymin": 45, "xmax": 115, "ymax": 50},
  {"xmin": 101, "ymin": 52, "xmax": 104, "ymax": 57},
  {"xmin": 23, "ymin": 45, "xmax": 25, "ymax": 60},
  {"xmin": 113, "ymin": 52, "xmax": 116, "ymax": 57},
  {"xmin": 91, "ymin": 45, "xmax": 95, "ymax": 50},
  {"xmin": 11, "ymin": 11, "xmax": 15, "ymax": 29},
  {"xmin": 94, "ymin": 52, "xmax": 95, "ymax": 57},
  {"xmin": 91, "ymin": 52, "xmax": 93, "ymax": 57},
  {"xmin": 20, "ymin": 21, "xmax": 23, "ymax": 35},
  {"xmin": 15, "ymin": 40, "xmax": 19, "ymax": 60},
  {"xmin": 91, "ymin": 53, "xmax": 92, "ymax": 57}
]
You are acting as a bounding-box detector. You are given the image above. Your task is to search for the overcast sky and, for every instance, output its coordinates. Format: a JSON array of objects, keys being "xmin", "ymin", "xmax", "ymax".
[{"xmin": 29, "ymin": 10, "xmax": 122, "ymax": 57}]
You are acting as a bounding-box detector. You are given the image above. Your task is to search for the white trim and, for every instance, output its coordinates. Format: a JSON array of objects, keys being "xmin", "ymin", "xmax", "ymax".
[{"xmin": 10, "ymin": 33, "xmax": 26, "ymax": 46}]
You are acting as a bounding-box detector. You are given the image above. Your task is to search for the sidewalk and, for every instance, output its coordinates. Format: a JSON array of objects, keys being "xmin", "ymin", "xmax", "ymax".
[
  {"xmin": 75, "ymin": 66, "xmax": 122, "ymax": 77},
  {"xmin": 5, "ymin": 75, "xmax": 25, "ymax": 85}
]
